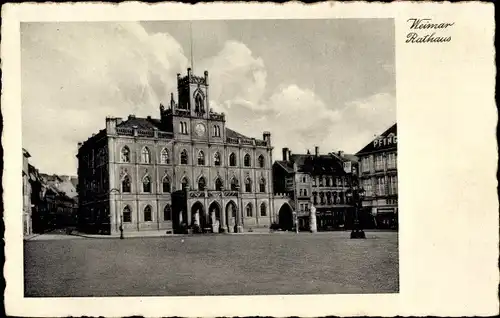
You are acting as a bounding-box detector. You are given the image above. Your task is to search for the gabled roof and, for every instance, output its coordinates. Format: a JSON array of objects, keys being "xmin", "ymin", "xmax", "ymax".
[
  {"xmin": 274, "ymin": 153, "xmax": 347, "ymax": 176},
  {"xmin": 274, "ymin": 160, "xmax": 295, "ymax": 174},
  {"xmin": 117, "ymin": 116, "xmax": 164, "ymax": 131},
  {"xmin": 356, "ymin": 123, "xmax": 397, "ymax": 155},
  {"xmin": 23, "ymin": 148, "xmax": 31, "ymax": 158},
  {"xmin": 226, "ymin": 127, "xmax": 251, "ymax": 139}
]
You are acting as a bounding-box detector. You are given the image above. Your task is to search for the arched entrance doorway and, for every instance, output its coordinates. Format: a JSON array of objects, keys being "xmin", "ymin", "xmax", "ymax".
[
  {"xmin": 278, "ymin": 203, "xmax": 294, "ymax": 231},
  {"xmin": 225, "ymin": 201, "xmax": 237, "ymax": 233},
  {"xmin": 191, "ymin": 201, "xmax": 206, "ymax": 233},
  {"xmin": 208, "ymin": 201, "xmax": 222, "ymax": 233}
]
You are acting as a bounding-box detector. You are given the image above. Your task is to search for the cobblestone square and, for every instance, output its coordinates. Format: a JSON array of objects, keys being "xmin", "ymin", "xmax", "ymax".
[{"xmin": 24, "ymin": 231, "xmax": 398, "ymax": 296}]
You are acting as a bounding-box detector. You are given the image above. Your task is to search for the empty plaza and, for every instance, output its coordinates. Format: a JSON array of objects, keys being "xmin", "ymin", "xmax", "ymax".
[{"xmin": 24, "ymin": 231, "xmax": 398, "ymax": 297}]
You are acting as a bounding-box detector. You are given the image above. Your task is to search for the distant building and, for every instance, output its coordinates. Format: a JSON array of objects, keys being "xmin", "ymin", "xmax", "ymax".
[
  {"xmin": 356, "ymin": 123, "xmax": 398, "ymax": 229},
  {"xmin": 272, "ymin": 146, "xmax": 359, "ymax": 231},
  {"xmin": 77, "ymin": 68, "xmax": 275, "ymax": 235},
  {"xmin": 22, "ymin": 149, "xmax": 33, "ymax": 236}
]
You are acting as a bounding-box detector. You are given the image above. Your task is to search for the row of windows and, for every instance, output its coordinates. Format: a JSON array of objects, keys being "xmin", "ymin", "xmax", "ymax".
[
  {"xmin": 122, "ymin": 202, "xmax": 267, "ymax": 223},
  {"xmin": 312, "ymin": 191, "xmax": 349, "ymax": 205},
  {"xmin": 362, "ymin": 176, "xmax": 398, "ymax": 196},
  {"xmin": 121, "ymin": 174, "xmax": 268, "ymax": 193},
  {"xmin": 121, "ymin": 146, "xmax": 266, "ymax": 167},
  {"xmin": 122, "ymin": 204, "xmax": 171, "ymax": 223},
  {"xmin": 313, "ymin": 176, "xmax": 349, "ymax": 187},
  {"xmin": 361, "ymin": 153, "xmax": 397, "ymax": 172}
]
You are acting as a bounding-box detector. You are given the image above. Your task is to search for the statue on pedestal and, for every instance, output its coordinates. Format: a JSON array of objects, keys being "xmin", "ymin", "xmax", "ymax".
[{"xmin": 309, "ymin": 205, "xmax": 318, "ymax": 233}]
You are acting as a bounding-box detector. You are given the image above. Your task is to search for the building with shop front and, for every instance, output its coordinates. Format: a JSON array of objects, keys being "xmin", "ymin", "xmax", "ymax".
[
  {"xmin": 77, "ymin": 68, "xmax": 275, "ymax": 235},
  {"xmin": 356, "ymin": 123, "xmax": 398, "ymax": 229},
  {"xmin": 272, "ymin": 146, "xmax": 359, "ymax": 231}
]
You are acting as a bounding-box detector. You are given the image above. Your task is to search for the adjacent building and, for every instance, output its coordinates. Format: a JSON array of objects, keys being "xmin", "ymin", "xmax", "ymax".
[
  {"xmin": 272, "ymin": 147, "xmax": 359, "ymax": 231},
  {"xmin": 356, "ymin": 123, "xmax": 398, "ymax": 229},
  {"xmin": 77, "ymin": 68, "xmax": 275, "ymax": 235}
]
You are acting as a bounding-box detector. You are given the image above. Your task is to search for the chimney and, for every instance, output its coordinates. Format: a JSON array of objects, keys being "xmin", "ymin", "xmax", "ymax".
[
  {"xmin": 187, "ymin": 67, "xmax": 192, "ymax": 77},
  {"xmin": 128, "ymin": 114, "xmax": 136, "ymax": 120},
  {"xmin": 288, "ymin": 149, "xmax": 292, "ymax": 159},
  {"xmin": 282, "ymin": 147, "xmax": 289, "ymax": 161},
  {"xmin": 147, "ymin": 115, "xmax": 152, "ymax": 120},
  {"xmin": 315, "ymin": 146, "xmax": 319, "ymax": 156},
  {"xmin": 338, "ymin": 150, "xmax": 344, "ymax": 157},
  {"xmin": 204, "ymin": 70, "xmax": 209, "ymax": 85}
]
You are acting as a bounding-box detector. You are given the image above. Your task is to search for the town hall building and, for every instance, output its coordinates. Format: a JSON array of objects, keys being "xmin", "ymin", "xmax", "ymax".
[{"xmin": 77, "ymin": 68, "xmax": 276, "ymax": 235}]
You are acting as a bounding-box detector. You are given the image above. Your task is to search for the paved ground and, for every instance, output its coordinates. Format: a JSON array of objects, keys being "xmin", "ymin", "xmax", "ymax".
[{"xmin": 24, "ymin": 231, "xmax": 398, "ymax": 297}]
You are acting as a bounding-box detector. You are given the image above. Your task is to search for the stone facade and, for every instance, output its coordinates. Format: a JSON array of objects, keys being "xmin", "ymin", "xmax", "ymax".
[
  {"xmin": 357, "ymin": 123, "xmax": 398, "ymax": 229},
  {"xmin": 77, "ymin": 69, "xmax": 275, "ymax": 235}
]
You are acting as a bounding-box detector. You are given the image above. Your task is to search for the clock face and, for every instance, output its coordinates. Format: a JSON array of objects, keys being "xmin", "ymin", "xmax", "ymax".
[{"xmin": 194, "ymin": 123, "xmax": 206, "ymax": 136}]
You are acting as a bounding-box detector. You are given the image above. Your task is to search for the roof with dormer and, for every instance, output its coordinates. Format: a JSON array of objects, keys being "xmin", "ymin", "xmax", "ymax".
[
  {"xmin": 274, "ymin": 153, "xmax": 348, "ymax": 176},
  {"xmin": 356, "ymin": 123, "xmax": 397, "ymax": 156}
]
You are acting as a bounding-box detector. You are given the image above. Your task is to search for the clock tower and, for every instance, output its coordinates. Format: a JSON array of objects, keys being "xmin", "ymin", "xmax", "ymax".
[{"xmin": 160, "ymin": 68, "xmax": 226, "ymax": 142}]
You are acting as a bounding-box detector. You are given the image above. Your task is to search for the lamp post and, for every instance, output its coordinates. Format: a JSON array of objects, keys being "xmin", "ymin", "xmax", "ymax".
[
  {"xmin": 346, "ymin": 185, "xmax": 366, "ymax": 239},
  {"xmin": 109, "ymin": 188, "xmax": 123, "ymax": 239}
]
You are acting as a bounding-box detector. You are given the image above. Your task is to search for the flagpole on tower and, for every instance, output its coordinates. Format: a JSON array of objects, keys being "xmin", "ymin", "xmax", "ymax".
[{"xmin": 190, "ymin": 21, "xmax": 194, "ymax": 72}]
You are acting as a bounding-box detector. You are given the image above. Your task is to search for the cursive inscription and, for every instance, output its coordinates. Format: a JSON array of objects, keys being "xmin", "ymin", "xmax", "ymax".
[{"xmin": 406, "ymin": 18, "xmax": 454, "ymax": 43}]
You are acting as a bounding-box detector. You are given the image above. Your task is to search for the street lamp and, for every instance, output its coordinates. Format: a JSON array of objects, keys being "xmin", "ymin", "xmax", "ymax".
[
  {"xmin": 109, "ymin": 188, "xmax": 123, "ymax": 239},
  {"xmin": 346, "ymin": 185, "xmax": 366, "ymax": 239}
]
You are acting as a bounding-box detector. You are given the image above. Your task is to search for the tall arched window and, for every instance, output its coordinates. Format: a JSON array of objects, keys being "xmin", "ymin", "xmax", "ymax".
[
  {"xmin": 246, "ymin": 203, "xmax": 253, "ymax": 217},
  {"xmin": 198, "ymin": 151, "xmax": 205, "ymax": 165},
  {"xmin": 122, "ymin": 175, "xmax": 131, "ymax": 193},
  {"xmin": 198, "ymin": 176, "xmax": 206, "ymax": 191},
  {"xmin": 162, "ymin": 176, "xmax": 171, "ymax": 193},
  {"xmin": 181, "ymin": 177, "xmax": 189, "ymax": 191},
  {"xmin": 160, "ymin": 148, "xmax": 170, "ymax": 164},
  {"xmin": 260, "ymin": 203, "xmax": 267, "ymax": 216},
  {"xmin": 244, "ymin": 153, "xmax": 251, "ymax": 167},
  {"xmin": 215, "ymin": 177, "xmax": 223, "ymax": 191},
  {"xmin": 123, "ymin": 205, "xmax": 132, "ymax": 222},
  {"xmin": 230, "ymin": 177, "xmax": 239, "ymax": 191},
  {"xmin": 195, "ymin": 93, "xmax": 204, "ymax": 113},
  {"xmin": 258, "ymin": 155, "xmax": 265, "ymax": 168},
  {"xmin": 164, "ymin": 204, "xmax": 172, "ymax": 221},
  {"xmin": 259, "ymin": 178, "xmax": 266, "ymax": 193},
  {"xmin": 121, "ymin": 146, "xmax": 130, "ymax": 163},
  {"xmin": 142, "ymin": 175, "xmax": 151, "ymax": 193},
  {"xmin": 229, "ymin": 153, "xmax": 236, "ymax": 166},
  {"xmin": 245, "ymin": 177, "xmax": 252, "ymax": 193},
  {"xmin": 141, "ymin": 147, "xmax": 151, "ymax": 164},
  {"xmin": 213, "ymin": 152, "xmax": 221, "ymax": 166},
  {"xmin": 144, "ymin": 205, "xmax": 152, "ymax": 222},
  {"xmin": 213, "ymin": 125, "xmax": 221, "ymax": 137},
  {"xmin": 180, "ymin": 149, "xmax": 188, "ymax": 165}
]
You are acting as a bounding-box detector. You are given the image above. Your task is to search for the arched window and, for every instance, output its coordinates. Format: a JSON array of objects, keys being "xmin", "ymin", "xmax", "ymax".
[
  {"xmin": 229, "ymin": 153, "xmax": 236, "ymax": 166},
  {"xmin": 141, "ymin": 147, "xmax": 151, "ymax": 164},
  {"xmin": 121, "ymin": 146, "xmax": 130, "ymax": 163},
  {"xmin": 258, "ymin": 155, "xmax": 265, "ymax": 168},
  {"xmin": 245, "ymin": 177, "xmax": 252, "ymax": 193},
  {"xmin": 259, "ymin": 178, "xmax": 266, "ymax": 193},
  {"xmin": 195, "ymin": 93, "xmax": 205, "ymax": 113},
  {"xmin": 162, "ymin": 176, "xmax": 171, "ymax": 193},
  {"xmin": 246, "ymin": 203, "xmax": 253, "ymax": 217},
  {"xmin": 181, "ymin": 177, "xmax": 189, "ymax": 191},
  {"xmin": 213, "ymin": 125, "xmax": 221, "ymax": 137},
  {"xmin": 244, "ymin": 153, "xmax": 251, "ymax": 167},
  {"xmin": 198, "ymin": 176, "xmax": 206, "ymax": 191},
  {"xmin": 142, "ymin": 175, "xmax": 151, "ymax": 193},
  {"xmin": 160, "ymin": 148, "xmax": 170, "ymax": 164},
  {"xmin": 123, "ymin": 205, "xmax": 132, "ymax": 222},
  {"xmin": 163, "ymin": 204, "xmax": 171, "ymax": 221},
  {"xmin": 260, "ymin": 203, "xmax": 267, "ymax": 216},
  {"xmin": 180, "ymin": 149, "xmax": 188, "ymax": 165},
  {"xmin": 214, "ymin": 152, "xmax": 221, "ymax": 166},
  {"xmin": 215, "ymin": 178, "xmax": 223, "ymax": 191},
  {"xmin": 122, "ymin": 175, "xmax": 131, "ymax": 193},
  {"xmin": 144, "ymin": 205, "xmax": 152, "ymax": 222},
  {"xmin": 197, "ymin": 151, "xmax": 205, "ymax": 165},
  {"xmin": 230, "ymin": 177, "xmax": 239, "ymax": 191}
]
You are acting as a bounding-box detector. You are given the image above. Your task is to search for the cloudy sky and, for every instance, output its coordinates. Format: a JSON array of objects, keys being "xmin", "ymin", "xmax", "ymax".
[{"xmin": 21, "ymin": 19, "xmax": 395, "ymax": 175}]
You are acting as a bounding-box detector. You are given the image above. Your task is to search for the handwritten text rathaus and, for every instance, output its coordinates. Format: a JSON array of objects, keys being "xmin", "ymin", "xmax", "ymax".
[{"xmin": 406, "ymin": 18, "xmax": 454, "ymax": 43}]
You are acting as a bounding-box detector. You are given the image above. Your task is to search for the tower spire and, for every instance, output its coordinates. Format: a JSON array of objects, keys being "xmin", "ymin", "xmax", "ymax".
[{"xmin": 190, "ymin": 21, "xmax": 194, "ymax": 72}]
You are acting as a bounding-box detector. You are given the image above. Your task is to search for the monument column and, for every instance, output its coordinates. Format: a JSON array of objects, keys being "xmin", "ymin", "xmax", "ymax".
[{"xmin": 309, "ymin": 204, "xmax": 318, "ymax": 233}]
